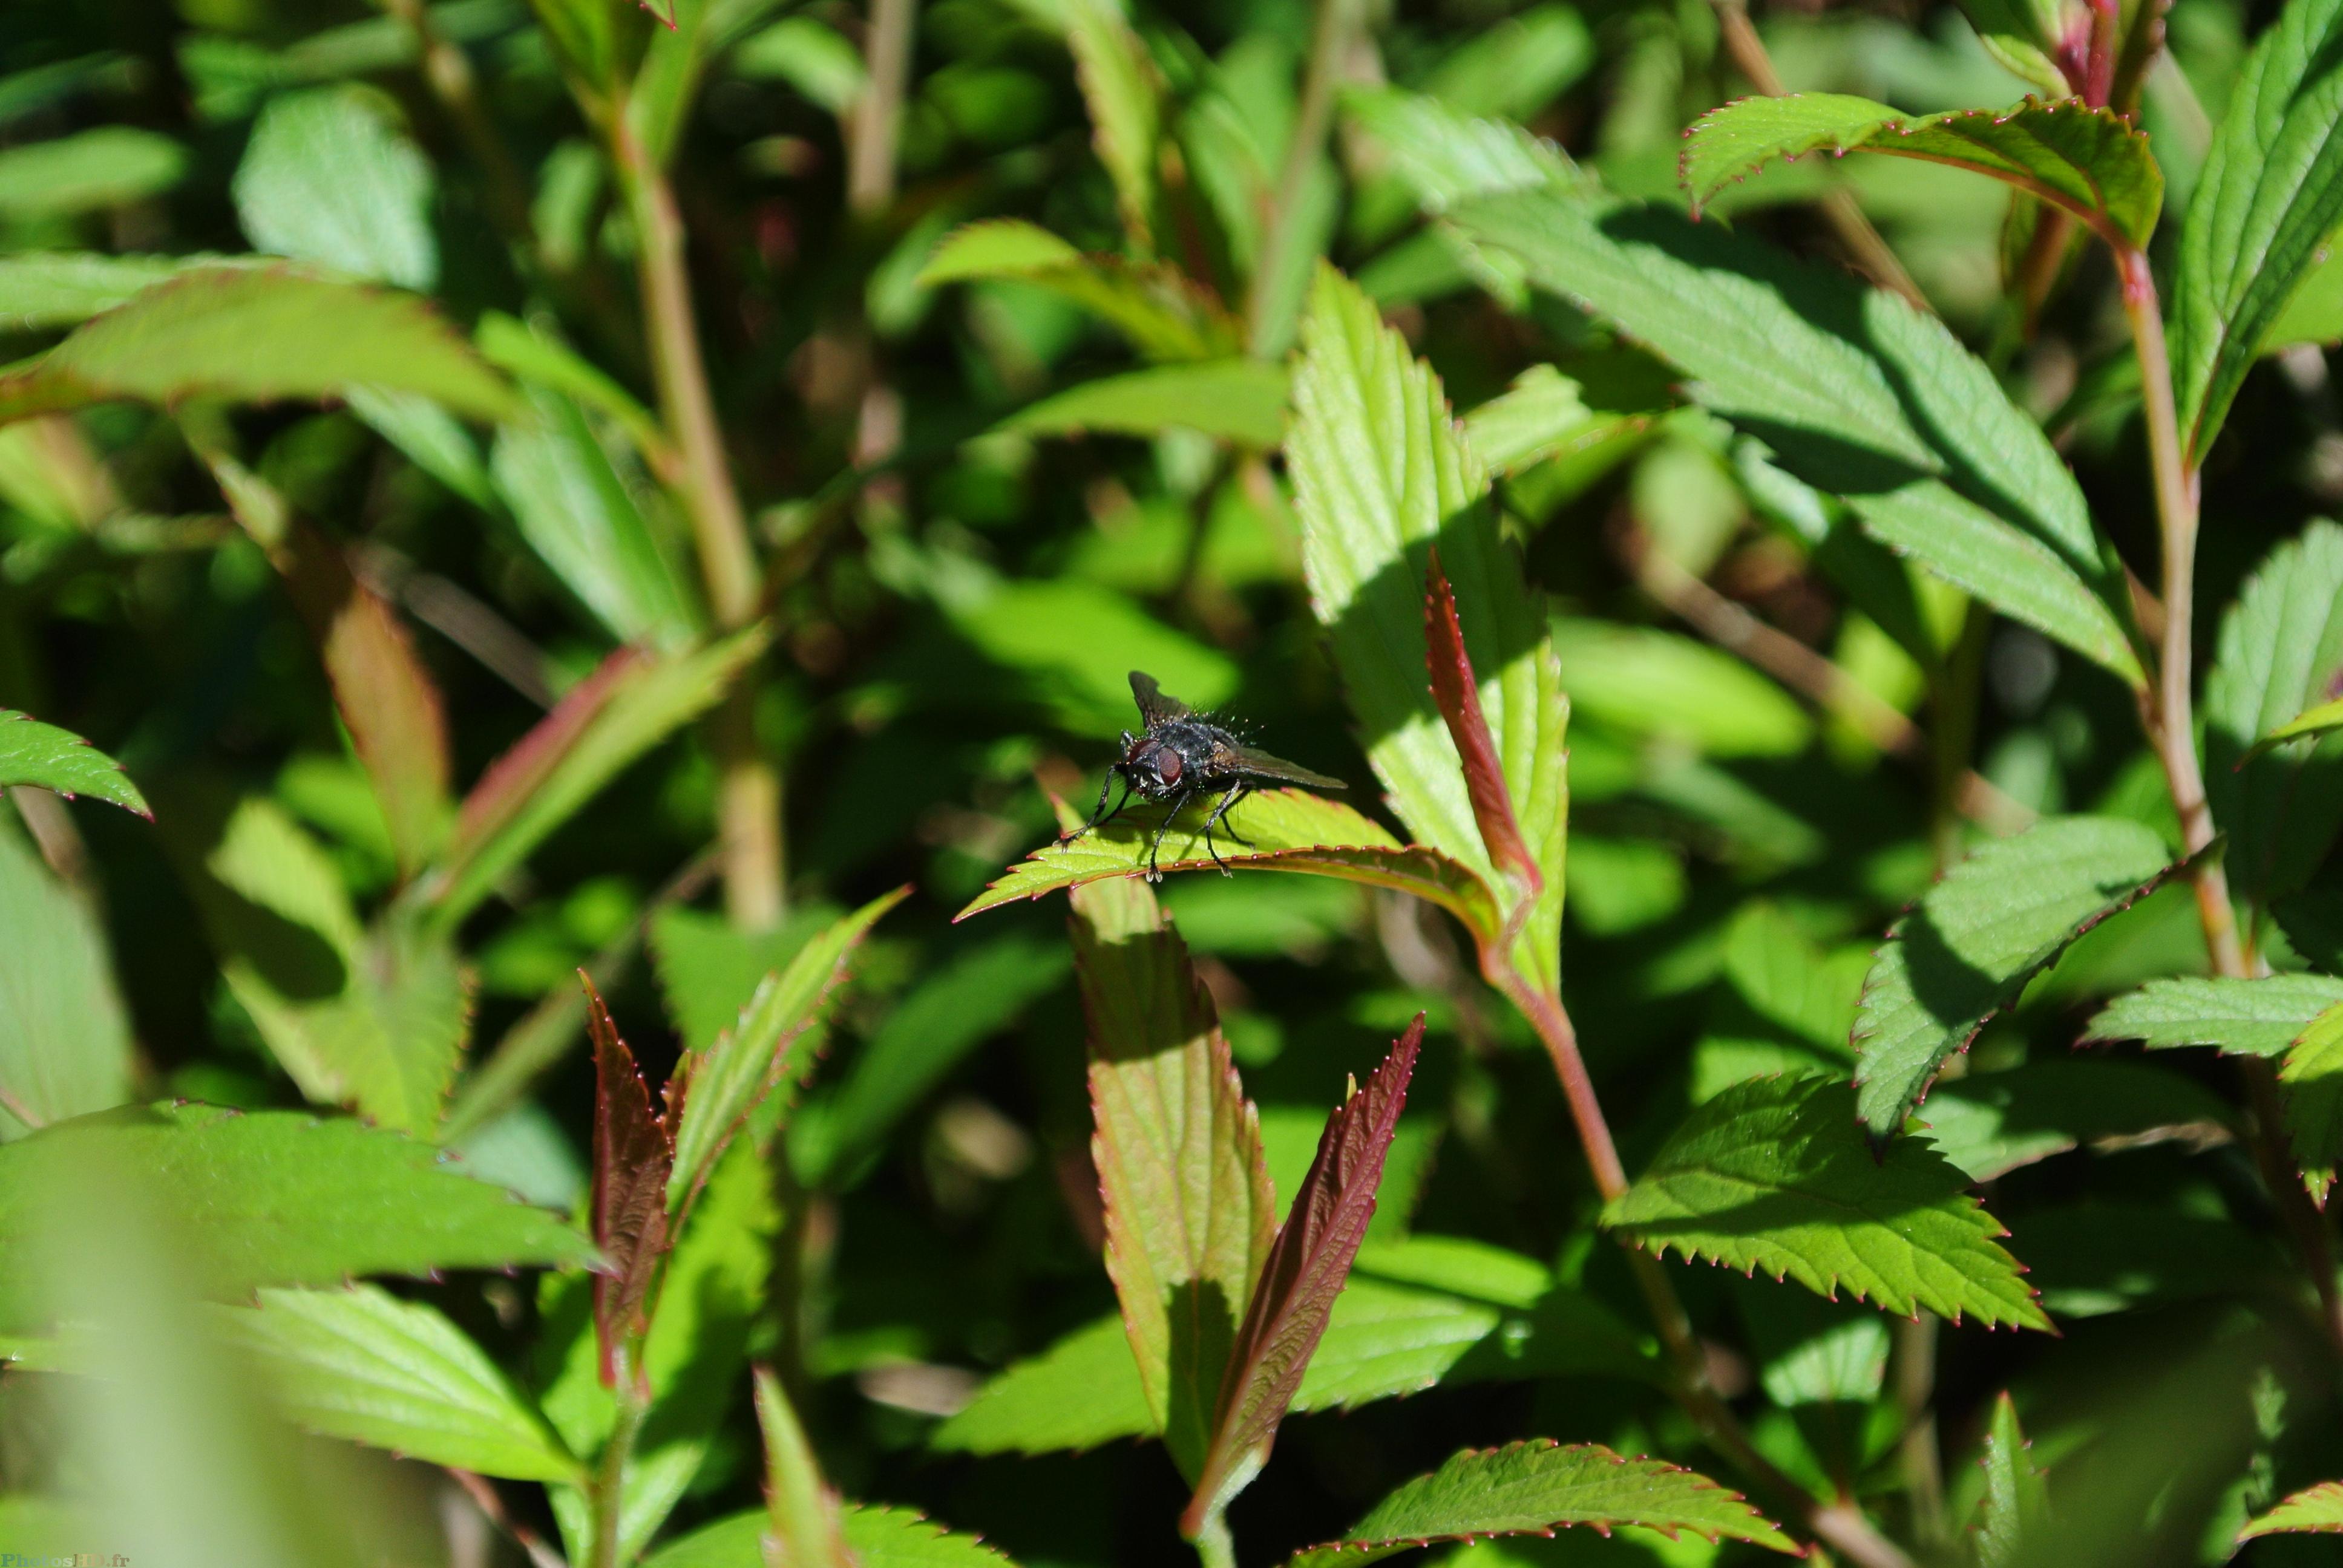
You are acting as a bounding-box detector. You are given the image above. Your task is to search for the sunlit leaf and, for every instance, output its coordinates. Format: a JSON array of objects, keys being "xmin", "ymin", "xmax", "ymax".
[
  {"xmin": 1002, "ymin": 361, "xmax": 1288, "ymax": 446},
  {"xmin": 1285, "ymin": 1441, "xmax": 1797, "ymax": 1568},
  {"xmin": 231, "ymin": 87, "xmax": 437, "ymax": 290},
  {"xmin": 2250, "ymin": 694, "xmax": 2343, "ymax": 756},
  {"xmin": 0, "ymin": 127, "xmax": 185, "ymax": 220},
  {"xmin": 2083, "ymin": 973, "xmax": 2343, "ymax": 1056},
  {"xmin": 957, "ymin": 788, "xmax": 1501, "ymax": 944},
  {"xmin": 1604, "ymin": 1077, "xmax": 2051, "ymax": 1330},
  {"xmin": 0, "ymin": 1103, "xmax": 597, "ymax": 1330},
  {"xmin": 1682, "ymin": 94, "xmax": 2161, "ymax": 249},
  {"xmin": 1852, "ymin": 815, "xmax": 2177, "ymax": 1136},
  {"xmin": 1071, "ymin": 873, "xmax": 1274, "ymax": 1481},
  {"xmin": 0, "ymin": 709, "xmax": 147, "ymax": 817},
  {"xmin": 2241, "ymin": 1481, "xmax": 2343, "ymax": 1540},
  {"xmin": 0, "ymin": 252, "xmax": 235, "ymax": 330},
  {"xmin": 215, "ymin": 1284, "xmax": 580, "ymax": 1482},
  {"xmin": 0, "ymin": 265, "xmax": 517, "ymax": 426},
  {"xmin": 1916, "ymin": 1059, "xmax": 2236, "ymax": 1181},
  {"xmin": 643, "ymin": 1504, "xmax": 1018, "ymax": 1568},
  {"xmin": 917, "ymin": 221, "xmax": 1234, "ymax": 361},
  {"xmin": 0, "ymin": 832, "xmax": 134, "ymax": 1139},
  {"xmin": 2171, "ymin": 0, "xmax": 2343, "ymax": 461}
]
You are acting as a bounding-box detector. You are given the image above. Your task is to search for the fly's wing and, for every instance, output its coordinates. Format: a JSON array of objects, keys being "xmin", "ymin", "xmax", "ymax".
[
  {"xmin": 1129, "ymin": 671, "xmax": 1191, "ymax": 725},
  {"xmin": 1214, "ymin": 741, "xmax": 1346, "ymax": 791}
]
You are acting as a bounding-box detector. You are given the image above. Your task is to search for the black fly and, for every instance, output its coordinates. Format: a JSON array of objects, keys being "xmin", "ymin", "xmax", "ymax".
[{"xmin": 1063, "ymin": 671, "xmax": 1346, "ymax": 882}]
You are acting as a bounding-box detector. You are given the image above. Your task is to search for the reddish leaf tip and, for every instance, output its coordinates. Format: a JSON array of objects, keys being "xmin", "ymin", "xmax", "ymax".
[{"xmin": 1421, "ymin": 547, "xmax": 1541, "ymax": 888}]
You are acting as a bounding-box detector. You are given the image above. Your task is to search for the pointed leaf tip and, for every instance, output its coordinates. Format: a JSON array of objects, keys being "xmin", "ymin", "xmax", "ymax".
[
  {"xmin": 585, "ymin": 975, "xmax": 673, "ymax": 1388},
  {"xmin": 1422, "ymin": 549, "xmax": 1539, "ymax": 889}
]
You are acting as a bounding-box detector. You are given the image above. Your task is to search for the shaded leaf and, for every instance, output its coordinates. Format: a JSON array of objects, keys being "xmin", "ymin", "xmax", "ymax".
[
  {"xmin": 1184, "ymin": 1020, "xmax": 1423, "ymax": 1537},
  {"xmin": 0, "ymin": 831, "xmax": 134, "ymax": 1138},
  {"xmin": 917, "ymin": 221, "xmax": 1233, "ymax": 361},
  {"xmin": 586, "ymin": 978, "xmax": 674, "ymax": 1386},
  {"xmin": 214, "ymin": 1283, "xmax": 579, "ymax": 1481},
  {"xmin": 0, "ymin": 265, "xmax": 517, "ymax": 426},
  {"xmin": 1916, "ymin": 1059, "xmax": 2236, "ymax": 1181},
  {"xmin": 666, "ymin": 886, "xmax": 906, "ymax": 1214},
  {"xmin": 1459, "ymin": 365, "xmax": 1653, "ymax": 477},
  {"xmin": 0, "ymin": 127, "xmax": 185, "ymax": 220},
  {"xmin": 2250, "ymin": 693, "xmax": 2343, "ymax": 756},
  {"xmin": 1285, "ymin": 1441, "xmax": 1797, "ymax": 1568},
  {"xmin": 1002, "ymin": 361, "xmax": 1288, "ymax": 446},
  {"xmin": 1061, "ymin": 0, "xmax": 1162, "ymax": 255},
  {"xmin": 0, "ymin": 709, "xmax": 148, "ymax": 816},
  {"xmin": 1071, "ymin": 873, "xmax": 1274, "ymax": 1481},
  {"xmin": 2008, "ymin": 1205, "xmax": 2288, "ymax": 1317},
  {"xmin": 1682, "ymin": 94, "xmax": 2161, "ymax": 249},
  {"xmin": 756, "ymin": 1367, "xmax": 852, "ymax": 1568},
  {"xmin": 644, "ymin": 1504, "xmax": 1017, "ymax": 1568},
  {"xmin": 2278, "ymin": 1001, "xmax": 2343, "ymax": 1168},
  {"xmin": 2240, "ymin": 1481, "xmax": 2343, "ymax": 1540},
  {"xmin": 929, "ymin": 1315, "xmax": 1156, "ymax": 1456},
  {"xmin": 0, "ymin": 252, "xmax": 228, "ymax": 331},
  {"xmin": 957, "ymin": 788, "xmax": 1502, "ymax": 942},
  {"xmin": 1548, "ymin": 618, "xmax": 1810, "ymax": 758},
  {"xmin": 425, "ymin": 627, "xmax": 770, "ymax": 926},
  {"xmin": 2083, "ymin": 973, "xmax": 2343, "ymax": 1056},
  {"xmin": 2171, "ymin": 0, "xmax": 2343, "ymax": 461},
  {"xmin": 231, "ymin": 87, "xmax": 437, "ymax": 290},
  {"xmin": 1604, "ymin": 1076, "xmax": 2050, "ymax": 1330},
  {"xmin": 2203, "ymin": 521, "xmax": 2343, "ymax": 898},
  {"xmin": 476, "ymin": 312, "xmax": 669, "ymax": 465},
  {"xmin": 1852, "ymin": 816, "xmax": 2177, "ymax": 1136},
  {"xmin": 0, "ymin": 1103, "xmax": 597, "ymax": 1331},
  {"xmin": 1451, "ymin": 188, "xmax": 2144, "ymax": 686},
  {"xmin": 1973, "ymin": 1392, "xmax": 2048, "ymax": 1567}
]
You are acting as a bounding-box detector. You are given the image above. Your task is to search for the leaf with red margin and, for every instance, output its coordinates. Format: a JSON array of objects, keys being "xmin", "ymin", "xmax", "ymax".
[
  {"xmin": 0, "ymin": 710, "xmax": 149, "ymax": 818},
  {"xmin": 1071, "ymin": 873, "xmax": 1275, "ymax": 1483},
  {"xmin": 586, "ymin": 975, "xmax": 675, "ymax": 1388},
  {"xmin": 448, "ymin": 645, "xmax": 648, "ymax": 863},
  {"xmin": 2241, "ymin": 1480, "xmax": 2343, "ymax": 1540},
  {"xmin": 1283, "ymin": 1441, "xmax": 1797, "ymax": 1567},
  {"xmin": 1422, "ymin": 546, "xmax": 1538, "ymax": 889},
  {"xmin": 1182, "ymin": 1019, "xmax": 1425, "ymax": 1540},
  {"xmin": 957, "ymin": 788, "xmax": 1502, "ymax": 944}
]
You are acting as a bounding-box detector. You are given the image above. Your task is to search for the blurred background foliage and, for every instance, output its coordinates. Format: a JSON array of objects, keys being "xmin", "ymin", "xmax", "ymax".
[{"xmin": 2, "ymin": 0, "xmax": 2341, "ymax": 1560}]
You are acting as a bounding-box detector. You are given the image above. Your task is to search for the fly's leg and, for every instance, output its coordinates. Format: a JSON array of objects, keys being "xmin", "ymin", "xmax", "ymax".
[
  {"xmin": 1145, "ymin": 786, "xmax": 1193, "ymax": 882},
  {"xmin": 1064, "ymin": 768, "xmax": 1132, "ymax": 842},
  {"xmin": 1201, "ymin": 782, "xmax": 1248, "ymax": 875}
]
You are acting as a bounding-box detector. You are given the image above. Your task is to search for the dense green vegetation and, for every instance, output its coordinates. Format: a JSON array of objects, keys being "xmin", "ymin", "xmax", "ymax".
[{"xmin": 4, "ymin": 0, "xmax": 2343, "ymax": 1561}]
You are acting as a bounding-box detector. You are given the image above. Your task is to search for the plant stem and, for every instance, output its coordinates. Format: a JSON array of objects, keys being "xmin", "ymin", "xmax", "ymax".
[
  {"xmin": 2120, "ymin": 243, "xmax": 2343, "ymax": 1354},
  {"xmin": 587, "ymin": 1352, "xmax": 650, "ymax": 1568},
  {"xmin": 848, "ymin": 0, "xmax": 919, "ymax": 217},
  {"xmin": 609, "ymin": 115, "xmax": 784, "ymax": 929},
  {"xmin": 377, "ymin": 0, "xmax": 537, "ymax": 250},
  {"xmin": 1709, "ymin": 0, "xmax": 1928, "ymax": 314},
  {"xmin": 1891, "ymin": 1319, "xmax": 1945, "ymax": 1546},
  {"xmin": 1246, "ymin": 0, "xmax": 1357, "ymax": 355},
  {"xmin": 1498, "ymin": 972, "xmax": 1917, "ymax": 1568}
]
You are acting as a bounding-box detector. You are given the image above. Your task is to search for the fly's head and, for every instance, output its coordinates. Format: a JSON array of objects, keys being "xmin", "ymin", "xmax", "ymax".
[{"xmin": 1121, "ymin": 732, "xmax": 1188, "ymax": 799}]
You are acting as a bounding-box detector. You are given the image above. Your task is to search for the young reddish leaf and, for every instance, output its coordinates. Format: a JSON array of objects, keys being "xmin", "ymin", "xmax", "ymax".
[
  {"xmin": 450, "ymin": 645, "xmax": 648, "ymax": 861},
  {"xmin": 585, "ymin": 974, "xmax": 675, "ymax": 1390},
  {"xmin": 1421, "ymin": 546, "xmax": 1539, "ymax": 889},
  {"xmin": 277, "ymin": 521, "xmax": 452, "ymax": 878},
  {"xmin": 1072, "ymin": 874, "xmax": 1276, "ymax": 1482},
  {"xmin": 1181, "ymin": 1018, "xmax": 1425, "ymax": 1540}
]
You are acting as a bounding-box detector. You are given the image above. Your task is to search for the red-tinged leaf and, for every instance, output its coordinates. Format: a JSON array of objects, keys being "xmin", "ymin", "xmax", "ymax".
[
  {"xmin": 1182, "ymin": 1019, "xmax": 1425, "ymax": 1540},
  {"xmin": 586, "ymin": 974, "xmax": 673, "ymax": 1390},
  {"xmin": 1422, "ymin": 546, "xmax": 1538, "ymax": 889},
  {"xmin": 451, "ymin": 645, "xmax": 648, "ymax": 858},
  {"xmin": 277, "ymin": 521, "xmax": 451, "ymax": 877},
  {"xmin": 1071, "ymin": 873, "xmax": 1276, "ymax": 1483}
]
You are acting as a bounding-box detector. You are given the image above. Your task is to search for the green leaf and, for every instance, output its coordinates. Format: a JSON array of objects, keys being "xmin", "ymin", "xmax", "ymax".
[
  {"xmin": 2082, "ymin": 973, "xmax": 2343, "ymax": 1055},
  {"xmin": 946, "ymin": 579, "xmax": 1238, "ymax": 738},
  {"xmin": 1604, "ymin": 1076, "xmax": 2051, "ymax": 1330},
  {"xmin": 2240, "ymin": 1481, "xmax": 2343, "ymax": 1540},
  {"xmin": 2203, "ymin": 521, "xmax": 2343, "ymax": 898},
  {"xmin": 2171, "ymin": 0, "xmax": 2343, "ymax": 461},
  {"xmin": 491, "ymin": 385, "xmax": 701, "ymax": 649},
  {"xmin": 213, "ymin": 1283, "xmax": 580, "ymax": 1481},
  {"xmin": 757, "ymin": 1368, "xmax": 853, "ymax": 1568},
  {"xmin": 1459, "ymin": 365, "xmax": 1651, "ymax": 477},
  {"xmin": 476, "ymin": 311, "xmax": 669, "ymax": 464},
  {"xmin": 426, "ymin": 627, "xmax": 770, "ymax": 926},
  {"xmin": 1287, "ymin": 266, "xmax": 1568, "ymax": 994},
  {"xmin": 731, "ymin": 17, "xmax": 867, "ymax": 113},
  {"xmin": 1451, "ymin": 188, "xmax": 2145, "ymax": 687},
  {"xmin": 0, "ymin": 710, "xmax": 148, "ymax": 816},
  {"xmin": 795, "ymin": 932, "xmax": 1072, "ymax": 1186},
  {"xmin": 2267, "ymin": 237, "xmax": 2343, "ymax": 350},
  {"xmin": 2008, "ymin": 1204, "xmax": 2287, "ymax": 1317},
  {"xmin": 666, "ymin": 886, "xmax": 905, "ymax": 1213},
  {"xmin": 1548, "ymin": 618, "xmax": 1811, "ymax": 757},
  {"xmin": 1185, "ymin": 1022, "xmax": 1423, "ymax": 1536},
  {"xmin": 917, "ymin": 221, "xmax": 1234, "ymax": 361},
  {"xmin": 2251, "ymin": 694, "xmax": 2343, "ymax": 755},
  {"xmin": 1682, "ymin": 94, "xmax": 2161, "ymax": 249},
  {"xmin": 1285, "ymin": 1441, "xmax": 1797, "ymax": 1568},
  {"xmin": 1954, "ymin": 0, "xmax": 2072, "ymax": 96},
  {"xmin": 0, "ymin": 831, "xmax": 134, "ymax": 1138},
  {"xmin": 0, "ymin": 265, "xmax": 517, "ymax": 427},
  {"xmin": 1973, "ymin": 1392, "xmax": 2048, "ymax": 1567},
  {"xmin": 0, "ymin": 1103, "xmax": 597, "ymax": 1330},
  {"xmin": 930, "ymin": 1315, "xmax": 1156, "ymax": 1455},
  {"xmin": 1916, "ymin": 1059, "xmax": 2237, "ymax": 1181},
  {"xmin": 1002, "ymin": 361, "xmax": 1288, "ymax": 446},
  {"xmin": 0, "ymin": 252, "xmax": 237, "ymax": 331},
  {"xmin": 1070, "ymin": 872, "xmax": 1274, "ymax": 1481},
  {"xmin": 231, "ymin": 87, "xmax": 437, "ymax": 290},
  {"xmin": 1061, "ymin": 0, "xmax": 1162, "ymax": 255},
  {"xmin": 956, "ymin": 788, "xmax": 1502, "ymax": 944},
  {"xmin": 1851, "ymin": 815, "xmax": 2177, "ymax": 1136},
  {"xmin": 2279, "ymin": 1001, "xmax": 2343, "ymax": 1167},
  {"xmin": 649, "ymin": 903, "xmax": 837, "ymax": 1057},
  {"xmin": 643, "ymin": 1504, "xmax": 1017, "ymax": 1568},
  {"xmin": 0, "ymin": 127, "xmax": 185, "ymax": 220}
]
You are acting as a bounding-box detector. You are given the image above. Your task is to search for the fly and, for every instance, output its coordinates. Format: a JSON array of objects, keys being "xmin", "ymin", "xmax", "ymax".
[{"xmin": 1064, "ymin": 671, "xmax": 1346, "ymax": 881}]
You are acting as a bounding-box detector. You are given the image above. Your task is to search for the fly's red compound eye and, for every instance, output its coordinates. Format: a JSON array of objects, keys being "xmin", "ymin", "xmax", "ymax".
[{"xmin": 1156, "ymin": 749, "xmax": 1183, "ymax": 785}]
